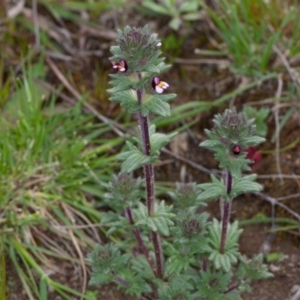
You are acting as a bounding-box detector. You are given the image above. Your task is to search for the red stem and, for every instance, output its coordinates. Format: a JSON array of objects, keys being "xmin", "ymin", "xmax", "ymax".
[
  {"xmin": 136, "ymin": 73, "xmax": 164, "ymax": 279},
  {"xmin": 220, "ymin": 169, "xmax": 232, "ymax": 254},
  {"xmin": 125, "ymin": 207, "xmax": 155, "ymax": 273}
]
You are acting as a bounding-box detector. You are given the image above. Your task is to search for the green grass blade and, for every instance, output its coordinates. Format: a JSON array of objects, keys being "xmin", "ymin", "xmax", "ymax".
[
  {"xmin": 0, "ymin": 236, "xmax": 6, "ymax": 300},
  {"xmin": 39, "ymin": 277, "xmax": 48, "ymax": 300}
]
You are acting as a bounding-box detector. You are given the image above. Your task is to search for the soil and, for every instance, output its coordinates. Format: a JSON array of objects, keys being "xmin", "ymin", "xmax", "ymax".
[{"xmin": 4, "ymin": 5, "xmax": 300, "ymax": 300}]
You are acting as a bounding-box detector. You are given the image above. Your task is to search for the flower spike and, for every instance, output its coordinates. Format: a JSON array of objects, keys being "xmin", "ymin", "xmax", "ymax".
[
  {"xmin": 111, "ymin": 59, "xmax": 128, "ymax": 72},
  {"xmin": 152, "ymin": 76, "xmax": 169, "ymax": 94}
]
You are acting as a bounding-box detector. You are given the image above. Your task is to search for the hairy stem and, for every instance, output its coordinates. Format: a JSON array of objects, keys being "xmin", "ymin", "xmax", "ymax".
[
  {"xmin": 136, "ymin": 73, "xmax": 164, "ymax": 279},
  {"xmin": 224, "ymin": 280, "xmax": 241, "ymax": 294},
  {"xmin": 202, "ymin": 258, "xmax": 209, "ymax": 271},
  {"xmin": 125, "ymin": 207, "xmax": 155, "ymax": 273},
  {"xmin": 220, "ymin": 169, "xmax": 232, "ymax": 254},
  {"xmin": 150, "ymin": 231, "xmax": 164, "ymax": 278},
  {"xmin": 115, "ymin": 275, "xmax": 129, "ymax": 287}
]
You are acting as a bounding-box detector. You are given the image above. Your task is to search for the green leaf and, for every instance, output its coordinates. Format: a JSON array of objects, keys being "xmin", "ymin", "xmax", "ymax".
[
  {"xmin": 197, "ymin": 270, "xmax": 232, "ymax": 299},
  {"xmin": 143, "ymin": 96, "xmax": 171, "ymax": 116},
  {"xmin": 144, "ymin": 64, "xmax": 161, "ymax": 73},
  {"xmin": 198, "ymin": 175, "xmax": 225, "ymax": 201},
  {"xmin": 107, "ymin": 76, "xmax": 132, "ymax": 93},
  {"xmin": 142, "ymin": 1, "xmax": 171, "ymax": 15},
  {"xmin": 153, "ymin": 217, "xmax": 170, "ymax": 235},
  {"xmin": 131, "ymin": 255, "xmax": 154, "ymax": 281},
  {"xmin": 158, "ymin": 93, "xmax": 177, "ymax": 102},
  {"xmin": 169, "ymin": 17, "xmax": 181, "ymax": 31},
  {"xmin": 205, "ymin": 220, "xmax": 242, "ymax": 272},
  {"xmin": 89, "ymin": 272, "xmax": 113, "ymax": 286},
  {"xmin": 121, "ymin": 151, "xmax": 151, "ymax": 173},
  {"xmin": 134, "ymin": 202, "xmax": 175, "ymax": 236},
  {"xmin": 199, "ymin": 139, "xmax": 222, "ymax": 149},
  {"xmin": 244, "ymin": 136, "xmax": 266, "ymax": 146},
  {"xmin": 238, "ymin": 254, "xmax": 273, "ymax": 280},
  {"xmin": 142, "ymin": 94, "xmax": 176, "ymax": 116},
  {"xmin": 117, "ymin": 141, "xmax": 152, "ymax": 173},
  {"xmin": 88, "ymin": 244, "xmax": 131, "ymax": 286},
  {"xmin": 109, "ymin": 90, "xmax": 140, "ymax": 114},
  {"xmin": 109, "ymin": 46, "xmax": 124, "ymax": 58},
  {"xmin": 231, "ymin": 174, "xmax": 263, "ymax": 196},
  {"xmin": 266, "ymin": 252, "xmax": 285, "ymax": 263},
  {"xmin": 179, "ymin": 1, "xmax": 199, "ymax": 12},
  {"xmin": 165, "ymin": 253, "xmax": 192, "ymax": 276},
  {"xmin": 182, "ymin": 12, "xmax": 204, "ymax": 21},
  {"xmin": 150, "ymin": 131, "xmax": 177, "ymax": 154}
]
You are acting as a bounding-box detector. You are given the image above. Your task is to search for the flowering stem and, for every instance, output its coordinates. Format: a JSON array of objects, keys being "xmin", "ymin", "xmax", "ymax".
[
  {"xmin": 202, "ymin": 258, "xmax": 209, "ymax": 271},
  {"xmin": 220, "ymin": 169, "xmax": 232, "ymax": 254},
  {"xmin": 136, "ymin": 73, "xmax": 164, "ymax": 279},
  {"xmin": 125, "ymin": 207, "xmax": 155, "ymax": 273}
]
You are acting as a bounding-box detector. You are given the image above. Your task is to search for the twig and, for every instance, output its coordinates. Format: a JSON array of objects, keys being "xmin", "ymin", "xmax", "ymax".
[
  {"xmin": 61, "ymin": 203, "xmax": 87, "ymax": 299},
  {"xmin": 277, "ymin": 192, "xmax": 300, "ymax": 201},
  {"xmin": 255, "ymin": 192, "xmax": 300, "ymax": 223},
  {"xmin": 273, "ymin": 45, "xmax": 300, "ymax": 88},
  {"xmin": 44, "ymin": 58, "xmax": 125, "ymax": 137},
  {"xmin": 258, "ymin": 174, "xmax": 300, "ymax": 179},
  {"xmin": 273, "ymin": 75, "xmax": 283, "ymax": 184},
  {"xmin": 161, "ymin": 148, "xmax": 218, "ymax": 176},
  {"xmin": 32, "ymin": 0, "xmax": 40, "ymax": 49},
  {"xmin": 6, "ymin": 0, "xmax": 25, "ymax": 19},
  {"xmin": 22, "ymin": 8, "xmax": 75, "ymax": 56},
  {"xmin": 175, "ymin": 57, "xmax": 229, "ymax": 67},
  {"xmin": 67, "ymin": 205, "xmax": 102, "ymax": 244},
  {"xmin": 45, "ymin": 56, "xmax": 81, "ymax": 99},
  {"xmin": 290, "ymin": 285, "xmax": 300, "ymax": 300}
]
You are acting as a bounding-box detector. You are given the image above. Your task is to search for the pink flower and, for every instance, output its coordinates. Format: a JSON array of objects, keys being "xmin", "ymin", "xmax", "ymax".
[
  {"xmin": 111, "ymin": 59, "xmax": 128, "ymax": 72},
  {"xmin": 152, "ymin": 76, "xmax": 169, "ymax": 94}
]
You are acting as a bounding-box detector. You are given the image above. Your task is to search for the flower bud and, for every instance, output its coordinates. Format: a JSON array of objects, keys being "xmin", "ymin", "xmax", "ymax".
[
  {"xmin": 172, "ymin": 182, "xmax": 199, "ymax": 209},
  {"xmin": 232, "ymin": 144, "xmax": 241, "ymax": 155},
  {"xmin": 183, "ymin": 219, "xmax": 201, "ymax": 237},
  {"xmin": 111, "ymin": 173, "xmax": 138, "ymax": 198}
]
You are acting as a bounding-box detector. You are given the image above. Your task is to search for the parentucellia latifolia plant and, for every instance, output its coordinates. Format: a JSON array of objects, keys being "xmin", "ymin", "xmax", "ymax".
[{"xmin": 87, "ymin": 25, "xmax": 272, "ymax": 300}]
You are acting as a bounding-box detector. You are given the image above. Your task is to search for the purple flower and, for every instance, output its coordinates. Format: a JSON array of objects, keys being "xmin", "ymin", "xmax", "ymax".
[
  {"xmin": 152, "ymin": 76, "xmax": 169, "ymax": 94},
  {"xmin": 111, "ymin": 59, "xmax": 128, "ymax": 72}
]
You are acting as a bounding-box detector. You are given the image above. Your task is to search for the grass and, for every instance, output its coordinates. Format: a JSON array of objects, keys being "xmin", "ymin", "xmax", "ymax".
[
  {"xmin": 200, "ymin": 0, "xmax": 300, "ymax": 78},
  {"xmin": 0, "ymin": 61, "xmax": 124, "ymax": 299}
]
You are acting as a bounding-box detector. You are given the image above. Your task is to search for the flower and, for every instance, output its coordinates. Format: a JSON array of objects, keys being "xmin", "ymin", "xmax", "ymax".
[
  {"xmin": 111, "ymin": 59, "xmax": 128, "ymax": 72},
  {"xmin": 232, "ymin": 144, "xmax": 241, "ymax": 155},
  {"xmin": 152, "ymin": 76, "xmax": 169, "ymax": 94}
]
